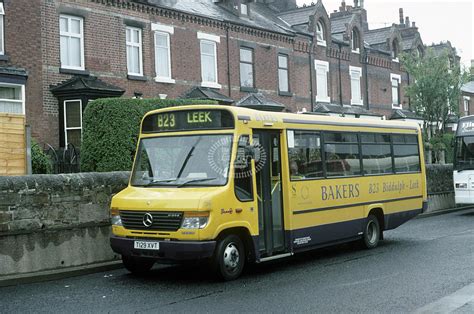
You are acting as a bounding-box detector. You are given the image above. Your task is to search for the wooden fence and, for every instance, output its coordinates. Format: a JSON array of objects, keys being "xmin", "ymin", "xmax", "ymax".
[{"xmin": 0, "ymin": 113, "xmax": 26, "ymax": 175}]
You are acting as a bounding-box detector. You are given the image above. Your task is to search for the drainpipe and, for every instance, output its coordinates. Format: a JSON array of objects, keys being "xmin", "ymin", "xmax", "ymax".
[
  {"xmin": 226, "ymin": 24, "xmax": 232, "ymax": 98},
  {"xmin": 309, "ymin": 38, "xmax": 315, "ymax": 110},
  {"xmin": 363, "ymin": 49, "xmax": 369, "ymax": 110},
  {"xmin": 338, "ymin": 42, "xmax": 343, "ymax": 107}
]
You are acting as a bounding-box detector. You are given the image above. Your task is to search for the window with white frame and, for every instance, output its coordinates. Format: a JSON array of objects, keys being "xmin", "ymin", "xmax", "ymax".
[
  {"xmin": 198, "ymin": 32, "xmax": 221, "ymax": 89},
  {"xmin": 0, "ymin": 84, "xmax": 25, "ymax": 114},
  {"xmin": 278, "ymin": 54, "xmax": 289, "ymax": 93},
  {"xmin": 152, "ymin": 23, "xmax": 174, "ymax": 83},
  {"xmin": 0, "ymin": 3, "xmax": 5, "ymax": 55},
  {"xmin": 392, "ymin": 40, "xmax": 399, "ymax": 62},
  {"xmin": 241, "ymin": 3, "xmax": 248, "ymax": 15},
  {"xmin": 316, "ymin": 20, "xmax": 326, "ymax": 46},
  {"xmin": 351, "ymin": 28, "xmax": 360, "ymax": 53},
  {"xmin": 350, "ymin": 66, "xmax": 363, "ymax": 105},
  {"xmin": 126, "ymin": 26, "xmax": 143, "ymax": 76},
  {"xmin": 391, "ymin": 74, "xmax": 401, "ymax": 109},
  {"xmin": 464, "ymin": 96, "xmax": 470, "ymax": 115},
  {"xmin": 240, "ymin": 47, "xmax": 254, "ymax": 88},
  {"xmin": 60, "ymin": 15, "xmax": 84, "ymax": 70},
  {"xmin": 63, "ymin": 99, "xmax": 83, "ymax": 148},
  {"xmin": 315, "ymin": 60, "xmax": 330, "ymax": 103}
]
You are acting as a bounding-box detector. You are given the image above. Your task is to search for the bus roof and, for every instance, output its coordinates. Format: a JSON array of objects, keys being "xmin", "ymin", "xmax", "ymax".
[{"xmin": 145, "ymin": 105, "xmax": 421, "ymax": 131}]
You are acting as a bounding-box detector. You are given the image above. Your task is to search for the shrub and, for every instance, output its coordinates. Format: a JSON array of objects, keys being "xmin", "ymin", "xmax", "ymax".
[
  {"xmin": 32, "ymin": 140, "xmax": 52, "ymax": 174},
  {"xmin": 80, "ymin": 98, "xmax": 215, "ymax": 172},
  {"xmin": 426, "ymin": 164, "xmax": 453, "ymax": 194}
]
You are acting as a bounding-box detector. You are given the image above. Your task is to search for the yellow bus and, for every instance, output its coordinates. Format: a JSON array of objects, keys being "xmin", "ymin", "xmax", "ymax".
[{"xmin": 110, "ymin": 105, "xmax": 427, "ymax": 280}]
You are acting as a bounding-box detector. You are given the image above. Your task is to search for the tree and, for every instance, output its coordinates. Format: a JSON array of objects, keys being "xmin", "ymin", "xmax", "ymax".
[{"xmin": 401, "ymin": 49, "xmax": 469, "ymax": 139}]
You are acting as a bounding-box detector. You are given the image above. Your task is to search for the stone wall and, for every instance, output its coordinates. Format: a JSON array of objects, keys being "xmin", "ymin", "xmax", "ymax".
[
  {"xmin": 0, "ymin": 166, "xmax": 457, "ymax": 277},
  {"xmin": 0, "ymin": 172, "xmax": 129, "ymax": 277}
]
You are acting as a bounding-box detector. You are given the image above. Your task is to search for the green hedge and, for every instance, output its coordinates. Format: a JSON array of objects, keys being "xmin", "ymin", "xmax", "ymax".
[
  {"xmin": 80, "ymin": 98, "xmax": 215, "ymax": 172},
  {"xmin": 426, "ymin": 164, "xmax": 453, "ymax": 194}
]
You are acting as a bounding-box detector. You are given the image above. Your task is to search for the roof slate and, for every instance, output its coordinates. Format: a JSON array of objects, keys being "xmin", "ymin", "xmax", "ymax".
[
  {"xmin": 462, "ymin": 81, "xmax": 474, "ymax": 94},
  {"xmin": 145, "ymin": 0, "xmax": 294, "ymax": 35},
  {"xmin": 181, "ymin": 86, "xmax": 234, "ymax": 104},
  {"xmin": 277, "ymin": 5, "xmax": 316, "ymax": 26},
  {"xmin": 330, "ymin": 15, "xmax": 353, "ymax": 34},
  {"xmin": 364, "ymin": 27, "xmax": 392, "ymax": 45},
  {"xmin": 313, "ymin": 103, "xmax": 382, "ymax": 116},
  {"xmin": 236, "ymin": 93, "xmax": 285, "ymax": 112}
]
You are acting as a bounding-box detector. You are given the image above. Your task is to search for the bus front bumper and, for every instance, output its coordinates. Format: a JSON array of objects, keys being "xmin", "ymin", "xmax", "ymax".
[{"xmin": 110, "ymin": 236, "xmax": 216, "ymax": 261}]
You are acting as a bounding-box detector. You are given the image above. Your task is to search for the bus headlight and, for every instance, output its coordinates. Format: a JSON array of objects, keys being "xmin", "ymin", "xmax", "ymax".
[
  {"xmin": 181, "ymin": 212, "xmax": 209, "ymax": 229},
  {"xmin": 111, "ymin": 208, "xmax": 123, "ymax": 226},
  {"xmin": 455, "ymin": 183, "xmax": 468, "ymax": 189}
]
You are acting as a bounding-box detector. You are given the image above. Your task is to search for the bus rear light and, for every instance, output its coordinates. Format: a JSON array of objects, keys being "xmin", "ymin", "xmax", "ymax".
[{"xmin": 181, "ymin": 212, "xmax": 209, "ymax": 229}]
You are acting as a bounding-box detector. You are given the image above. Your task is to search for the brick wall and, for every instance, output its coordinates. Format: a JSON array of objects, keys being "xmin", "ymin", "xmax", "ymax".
[{"xmin": 5, "ymin": 0, "xmax": 412, "ymax": 147}]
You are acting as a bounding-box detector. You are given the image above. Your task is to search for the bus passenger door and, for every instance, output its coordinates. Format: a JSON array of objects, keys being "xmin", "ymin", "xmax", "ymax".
[{"xmin": 253, "ymin": 130, "xmax": 285, "ymax": 256}]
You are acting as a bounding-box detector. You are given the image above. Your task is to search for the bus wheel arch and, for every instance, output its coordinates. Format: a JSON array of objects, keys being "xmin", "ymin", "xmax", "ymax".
[
  {"xmin": 361, "ymin": 208, "xmax": 385, "ymax": 248},
  {"xmin": 216, "ymin": 227, "xmax": 255, "ymax": 263},
  {"xmin": 213, "ymin": 227, "xmax": 253, "ymax": 281}
]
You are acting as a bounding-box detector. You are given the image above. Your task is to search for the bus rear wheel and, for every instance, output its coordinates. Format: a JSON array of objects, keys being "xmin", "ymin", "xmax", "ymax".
[
  {"xmin": 122, "ymin": 256, "xmax": 155, "ymax": 275},
  {"xmin": 361, "ymin": 214, "xmax": 381, "ymax": 249},
  {"xmin": 213, "ymin": 234, "xmax": 245, "ymax": 281}
]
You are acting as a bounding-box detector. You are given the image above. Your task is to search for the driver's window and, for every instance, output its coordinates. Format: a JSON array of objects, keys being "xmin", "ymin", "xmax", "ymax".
[{"xmin": 235, "ymin": 135, "xmax": 254, "ymax": 201}]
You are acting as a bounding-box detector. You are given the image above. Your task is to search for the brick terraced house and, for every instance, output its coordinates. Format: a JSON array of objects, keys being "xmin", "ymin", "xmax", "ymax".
[{"xmin": 0, "ymin": 0, "xmax": 454, "ymax": 149}]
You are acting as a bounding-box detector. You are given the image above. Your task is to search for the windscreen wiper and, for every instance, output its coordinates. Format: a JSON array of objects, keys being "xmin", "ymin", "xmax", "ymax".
[
  {"xmin": 144, "ymin": 178, "xmax": 178, "ymax": 186},
  {"xmin": 177, "ymin": 177, "xmax": 217, "ymax": 187}
]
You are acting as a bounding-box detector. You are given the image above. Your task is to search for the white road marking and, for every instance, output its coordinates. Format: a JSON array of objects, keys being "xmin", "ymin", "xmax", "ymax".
[{"xmin": 414, "ymin": 282, "xmax": 474, "ymax": 314}]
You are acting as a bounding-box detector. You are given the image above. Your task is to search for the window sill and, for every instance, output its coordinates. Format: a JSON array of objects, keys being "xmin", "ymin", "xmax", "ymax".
[
  {"xmin": 351, "ymin": 101, "xmax": 363, "ymax": 106},
  {"xmin": 279, "ymin": 91, "xmax": 293, "ymax": 97},
  {"xmin": 392, "ymin": 58, "xmax": 400, "ymax": 63},
  {"xmin": 201, "ymin": 81, "xmax": 222, "ymax": 89},
  {"xmin": 317, "ymin": 41, "xmax": 327, "ymax": 47},
  {"xmin": 316, "ymin": 96, "xmax": 331, "ymax": 103},
  {"xmin": 352, "ymin": 49, "xmax": 360, "ymax": 54},
  {"xmin": 154, "ymin": 77, "xmax": 176, "ymax": 84},
  {"xmin": 392, "ymin": 104, "xmax": 402, "ymax": 109},
  {"xmin": 0, "ymin": 54, "xmax": 9, "ymax": 61},
  {"xmin": 240, "ymin": 86, "xmax": 257, "ymax": 93},
  {"xmin": 60, "ymin": 68, "xmax": 89, "ymax": 76},
  {"xmin": 128, "ymin": 75, "xmax": 147, "ymax": 81}
]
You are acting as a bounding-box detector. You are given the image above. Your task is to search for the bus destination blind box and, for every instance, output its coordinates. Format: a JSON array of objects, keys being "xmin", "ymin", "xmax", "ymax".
[{"xmin": 142, "ymin": 109, "xmax": 235, "ymax": 133}]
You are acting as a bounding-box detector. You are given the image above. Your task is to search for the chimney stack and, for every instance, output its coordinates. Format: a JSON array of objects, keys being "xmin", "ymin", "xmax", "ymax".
[
  {"xmin": 399, "ymin": 8, "xmax": 404, "ymax": 25},
  {"xmin": 354, "ymin": 0, "xmax": 359, "ymax": 7},
  {"xmin": 340, "ymin": 1, "xmax": 346, "ymax": 12},
  {"xmin": 405, "ymin": 16, "xmax": 410, "ymax": 27},
  {"xmin": 412, "ymin": 21, "xmax": 416, "ymax": 28},
  {"xmin": 360, "ymin": 0, "xmax": 364, "ymax": 9}
]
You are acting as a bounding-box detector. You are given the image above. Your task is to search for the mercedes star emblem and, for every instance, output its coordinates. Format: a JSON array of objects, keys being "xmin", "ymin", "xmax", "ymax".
[{"xmin": 143, "ymin": 213, "xmax": 153, "ymax": 227}]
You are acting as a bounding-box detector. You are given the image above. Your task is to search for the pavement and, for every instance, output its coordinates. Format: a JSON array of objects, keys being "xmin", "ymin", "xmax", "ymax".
[{"xmin": 0, "ymin": 204, "xmax": 472, "ymax": 290}]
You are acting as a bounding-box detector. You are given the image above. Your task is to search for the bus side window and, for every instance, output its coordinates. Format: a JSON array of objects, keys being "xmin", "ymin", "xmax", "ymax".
[
  {"xmin": 235, "ymin": 135, "xmax": 254, "ymax": 201},
  {"xmin": 288, "ymin": 130, "xmax": 323, "ymax": 180}
]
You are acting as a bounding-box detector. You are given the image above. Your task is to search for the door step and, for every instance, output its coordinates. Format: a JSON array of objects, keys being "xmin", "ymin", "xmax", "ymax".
[{"xmin": 258, "ymin": 253, "xmax": 293, "ymax": 263}]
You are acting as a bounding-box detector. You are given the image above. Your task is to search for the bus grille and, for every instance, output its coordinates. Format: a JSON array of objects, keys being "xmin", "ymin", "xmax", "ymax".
[{"xmin": 120, "ymin": 211, "xmax": 183, "ymax": 231}]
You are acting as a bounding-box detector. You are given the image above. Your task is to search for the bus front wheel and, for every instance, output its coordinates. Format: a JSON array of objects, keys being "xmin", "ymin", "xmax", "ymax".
[
  {"xmin": 122, "ymin": 256, "xmax": 155, "ymax": 275},
  {"xmin": 213, "ymin": 234, "xmax": 245, "ymax": 281},
  {"xmin": 361, "ymin": 214, "xmax": 381, "ymax": 249}
]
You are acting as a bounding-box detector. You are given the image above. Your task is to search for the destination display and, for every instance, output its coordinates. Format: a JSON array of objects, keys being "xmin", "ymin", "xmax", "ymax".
[{"xmin": 142, "ymin": 109, "xmax": 235, "ymax": 133}]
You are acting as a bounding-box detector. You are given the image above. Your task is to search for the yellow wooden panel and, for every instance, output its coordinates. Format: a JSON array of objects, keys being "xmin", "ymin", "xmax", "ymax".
[{"xmin": 0, "ymin": 113, "xmax": 26, "ymax": 175}]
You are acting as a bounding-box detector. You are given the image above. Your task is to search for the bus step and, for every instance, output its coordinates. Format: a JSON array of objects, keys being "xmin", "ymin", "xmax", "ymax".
[{"xmin": 258, "ymin": 253, "xmax": 293, "ymax": 263}]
